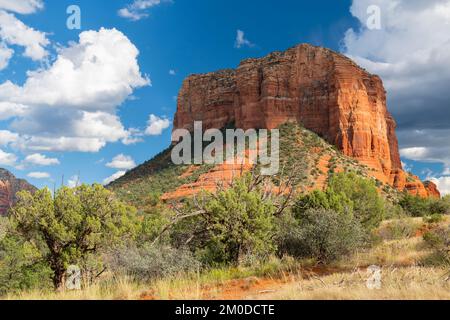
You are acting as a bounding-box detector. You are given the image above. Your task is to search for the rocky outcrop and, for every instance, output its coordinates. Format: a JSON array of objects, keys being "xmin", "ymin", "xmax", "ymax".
[
  {"xmin": 174, "ymin": 44, "xmax": 439, "ymax": 198},
  {"xmin": 0, "ymin": 169, "xmax": 37, "ymax": 216},
  {"xmin": 423, "ymin": 181, "xmax": 441, "ymax": 199}
]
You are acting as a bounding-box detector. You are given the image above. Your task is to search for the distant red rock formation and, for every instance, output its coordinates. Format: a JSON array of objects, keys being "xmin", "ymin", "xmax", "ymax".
[
  {"xmin": 423, "ymin": 181, "xmax": 441, "ymax": 199},
  {"xmin": 173, "ymin": 44, "xmax": 439, "ymax": 198},
  {"xmin": 0, "ymin": 169, "xmax": 37, "ymax": 216}
]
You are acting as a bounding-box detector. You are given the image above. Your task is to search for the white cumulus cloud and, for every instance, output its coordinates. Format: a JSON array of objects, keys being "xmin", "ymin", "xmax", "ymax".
[
  {"xmin": 0, "ymin": 28, "xmax": 149, "ymax": 111},
  {"xmin": 0, "ymin": 28, "xmax": 150, "ymax": 152},
  {"xmin": 0, "ymin": 130, "xmax": 18, "ymax": 146},
  {"xmin": 0, "ymin": 42, "xmax": 13, "ymax": 69},
  {"xmin": 122, "ymin": 128, "xmax": 144, "ymax": 145},
  {"xmin": 0, "ymin": 10, "xmax": 49, "ymax": 63},
  {"xmin": 0, "ymin": 102, "xmax": 28, "ymax": 120},
  {"xmin": 106, "ymin": 154, "xmax": 136, "ymax": 170},
  {"xmin": 24, "ymin": 153, "xmax": 59, "ymax": 166},
  {"xmin": 0, "ymin": 0, "xmax": 44, "ymax": 14},
  {"xmin": 400, "ymin": 147, "xmax": 430, "ymax": 161},
  {"xmin": 0, "ymin": 148, "xmax": 16, "ymax": 166},
  {"xmin": 27, "ymin": 171, "xmax": 50, "ymax": 179},
  {"xmin": 145, "ymin": 114, "xmax": 170, "ymax": 136}
]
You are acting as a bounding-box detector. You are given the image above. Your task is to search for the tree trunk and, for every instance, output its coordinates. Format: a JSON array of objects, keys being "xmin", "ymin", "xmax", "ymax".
[{"xmin": 52, "ymin": 266, "xmax": 66, "ymax": 290}]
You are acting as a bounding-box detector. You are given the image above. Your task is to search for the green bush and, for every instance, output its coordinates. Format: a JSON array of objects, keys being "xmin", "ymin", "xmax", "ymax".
[
  {"xmin": 293, "ymin": 189, "xmax": 353, "ymax": 217},
  {"xmin": 173, "ymin": 174, "xmax": 277, "ymax": 267},
  {"xmin": 278, "ymin": 208, "xmax": 367, "ymax": 263},
  {"xmin": 429, "ymin": 198, "xmax": 450, "ymax": 215},
  {"xmin": 442, "ymin": 195, "xmax": 450, "ymax": 212},
  {"xmin": 275, "ymin": 212, "xmax": 303, "ymax": 258},
  {"xmin": 294, "ymin": 173, "xmax": 386, "ymax": 231},
  {"xmin": 399, "ymin": 194, "xmax": 429, "ymax": 217},
  {"xmin": 327, "ymin": 172, "xmax": 385, "ymax": 229},
  {"xmin": 0, "ymin": 235, "xmax": 52, "ymax": 295},
  {"xmin": 201, "ymin": 175, "xmax": 277, "ymax": 265},
  {"xmin": 399, "ymin": 194, "xmax": 450, "ymax": 217}
]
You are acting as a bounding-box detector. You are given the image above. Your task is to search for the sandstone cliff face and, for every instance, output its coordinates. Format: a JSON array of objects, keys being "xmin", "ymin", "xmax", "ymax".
[
  {"xmin": 174, "ymin": 44, "xmax": 438, "ymax": 197},
  {"xmin": 0, "ymin": 169, "xmax": 37, "ymax": 216}
]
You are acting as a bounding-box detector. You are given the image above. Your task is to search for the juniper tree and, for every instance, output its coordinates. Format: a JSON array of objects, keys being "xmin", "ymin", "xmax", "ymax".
[{"xmin": 9, "ymin": 184, "xmax": 139, "ymax": 289}]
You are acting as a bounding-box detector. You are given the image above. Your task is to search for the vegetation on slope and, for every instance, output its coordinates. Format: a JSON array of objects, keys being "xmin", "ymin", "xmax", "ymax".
[
  {"xmin": 109, "ymin": 123, "xmax": 400, "ymax": 210},
  {"xmin": 108, "ymin": 147, "xmax": 213, "ymax": 209},
  {"xmin": 1, "ymin": 123, "xmax": 449, "ymax": 299}
]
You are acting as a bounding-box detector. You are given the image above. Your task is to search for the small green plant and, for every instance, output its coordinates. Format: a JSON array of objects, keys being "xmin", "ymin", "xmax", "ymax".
[{"xmin": 425, "ymin": 214, "xmax": 444, "ymax": 224}]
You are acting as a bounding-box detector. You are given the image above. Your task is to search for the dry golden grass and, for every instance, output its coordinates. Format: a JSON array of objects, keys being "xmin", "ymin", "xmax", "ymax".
[
  {"xmin": 340, "ymin": 215, "xmax": 449, "ymax": 268},
  {"xmin": 256, "ymin": 266, "xmax": 450, "ymax": 300},
  {"xmin": 5, "ymin": 276, "xmax": 146, "ymax": 300},
  {"xmin": 9, "ymin": 265, "xmax": 449, "ymax": 300},
  {"xmin": 342, "ymin": 237, "xmax": 430, "ymax": 268}
]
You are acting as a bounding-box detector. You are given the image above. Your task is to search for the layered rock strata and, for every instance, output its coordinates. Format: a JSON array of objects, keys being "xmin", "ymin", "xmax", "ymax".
[{"xmin": 173, "ymin": 44, "xmax": 439, "ymax": 198}]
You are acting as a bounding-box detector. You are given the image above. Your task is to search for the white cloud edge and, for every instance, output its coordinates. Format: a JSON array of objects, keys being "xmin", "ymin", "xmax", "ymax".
[
  {"xmin": 27, "ymin": 171, "xmax": 50, "ymax": 179},
  {"xmin": 102, "ymin": 170, "xmax": 126, "ymax": 185}
]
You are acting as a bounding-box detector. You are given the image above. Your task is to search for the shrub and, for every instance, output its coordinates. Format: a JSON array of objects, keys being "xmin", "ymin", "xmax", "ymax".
[
  {"xmin": 0, "ymin": 235, "xmax": 52, "ymax": 295},
  {"xmin": 173, "ymin": 174, "xmax": 277, "ymax": 267},
  {"xmin": 327, "ymin": 172, "xmax": 385, "ymax": 229},
  {"xmin": 442, "ymin": 195, "xmax": 450, "ymax": 212},
  {"xmin": 279, "ymin": 208, "xmax": 367, "ymax": 263},
  {"xmin": 293, "ymin": 189, "xmax": 353, "ymax": 217},
  {"xmin": 423, "ymin": 227, "xmax": 450, "ymax": 266},
  {"xmin": 399, "ymin": 194, "xmax": 430, "ymax": 217},
  {"xmin": 294, "ymin": 173, "xmax": 386, "ymax": 230},
  {"xmin": 383, "ymin": 201, "xmax": 405, "ymax": 220},
  {"xmin": 429, "ymin": 198, "xmax": 450, "ymax": 215},
  {"xmin": 377, "ymin": 219, "xmax": 421, "ymax": 240},
  {"xmin": 399, "ymin": 194, "xmax": 450, "ymax": 217},
  {"xmin": 107, "ymin": 244, "xmax": 200, "ymax": 282},
  {"xmin": 200, "ymin": 175, "xmax": 277, "ymax": 265},
  {"xmin": 138, "ymin": 208, "xmax": 171, "ymax": 243},
  {"xmin": 275, "ymin": 212, "xmax": 307, "ymax": 260},
  {"xmin": 425, "ymin": 214, "xmax": 444, "ymax": 224}
]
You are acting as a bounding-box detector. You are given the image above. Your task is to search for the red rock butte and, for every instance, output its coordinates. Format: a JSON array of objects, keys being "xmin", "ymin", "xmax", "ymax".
[
  {"xmin": 0, "ymin": 168, "xmax": 37, "ymax": 216},
  {"xmin": 173, "ymin": 44, "xmax": 440, "ymax": 198}
]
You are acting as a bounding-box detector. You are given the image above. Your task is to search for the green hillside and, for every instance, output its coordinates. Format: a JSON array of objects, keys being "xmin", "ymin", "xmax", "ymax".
[{"xmin": 109, "ymin": 123, "xmax": 400, "ymax": 209}]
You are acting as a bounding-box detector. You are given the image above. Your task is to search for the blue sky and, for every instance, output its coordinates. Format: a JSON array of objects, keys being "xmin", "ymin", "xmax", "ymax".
[{"xmin": 0, "ymin": 0, "xmax": 449, "ymax": 194}]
